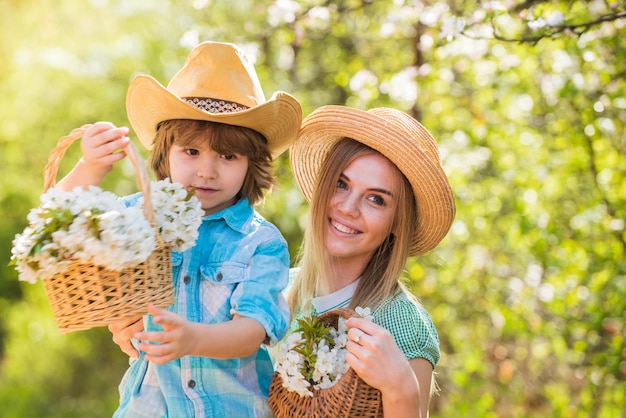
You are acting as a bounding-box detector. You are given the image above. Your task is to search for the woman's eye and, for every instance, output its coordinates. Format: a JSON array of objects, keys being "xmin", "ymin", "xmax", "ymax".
[
  {"xmin": 336, "ymin": 179, "xmax": 348, "ymax": 189},
  {"xmin": 369, "ymin": 195, "xmax": 386, "ymax": 206}
]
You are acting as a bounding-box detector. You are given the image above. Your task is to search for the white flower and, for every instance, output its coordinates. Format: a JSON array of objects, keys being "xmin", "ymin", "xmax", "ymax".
[
  {"xmin": 527, "ymin": 17, "xmax": 546, "ymax": 31},
  {"xmin": 282, "ymin": 350, "xmax": 305, "ymax": 376},
  {"xmin": 439, "ymin": 16, "xmax": 465, "ymax": 41},
  {"xmin": 355, "ymin": 306, "xmax": 373, "ymax": 320},
  {"xmin": 312, "ymin": 342, "xmax": 334, "ymax": 380},
  {"xmin": 275, "ymin": 307, "xmax": 373, "ymax": 397},
  {"xmin": 281, "ymin": 369, "xmax": 312, "ymax": 398},
  {"xmin": 10, "ymin": 179, "xmax": 204, "ymax": 282},
  {"xmin": 285, "ymin": 331, "xmax": 305, "ymax": 349},
  {"xmin": 142, "ymin": 179, "xmax": 204, "ymax": 252},
  {"xmin": 545, "ymin": 11, "xmax": 564, "ymax": 27}
]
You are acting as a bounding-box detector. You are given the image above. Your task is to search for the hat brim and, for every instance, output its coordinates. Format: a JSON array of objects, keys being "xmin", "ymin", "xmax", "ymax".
[
  {"xmin": 126, "ymin": 75, "xmax": 302, "ymax": 159},
  {"xmin": 291, "ymin": 106, "xmax": 455, "ymax": 256}
]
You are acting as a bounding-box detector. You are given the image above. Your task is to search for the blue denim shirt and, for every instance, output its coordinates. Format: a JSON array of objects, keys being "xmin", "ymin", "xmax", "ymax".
[{"xmin": 114, "ymin": 197, "xmax": 290, "ymax": 418}]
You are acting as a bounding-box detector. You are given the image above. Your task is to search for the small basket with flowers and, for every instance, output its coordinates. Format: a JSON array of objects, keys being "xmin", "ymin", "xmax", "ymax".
[
  {"xmin": 268, "ymin": 307, "xmax": 383, "ymax": 418},
  {"xmin": 10, "ymin": 125, "xmax": 204, "ymax": 333}
]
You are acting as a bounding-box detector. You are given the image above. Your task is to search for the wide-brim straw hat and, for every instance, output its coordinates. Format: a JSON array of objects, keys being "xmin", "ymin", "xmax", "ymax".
[
  {"xmin": 291, "ymin": 106, "xmax": 455, "ymax": 256},
  {"xmin": 126, "ymin": 41, "xmax": 302, "ymax": 159}
]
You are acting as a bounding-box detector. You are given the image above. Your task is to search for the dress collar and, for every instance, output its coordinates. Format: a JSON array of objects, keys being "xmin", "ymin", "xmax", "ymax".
[{"xmin": 311, "ymin": 279, "xmax": 360, "ymax": 314}]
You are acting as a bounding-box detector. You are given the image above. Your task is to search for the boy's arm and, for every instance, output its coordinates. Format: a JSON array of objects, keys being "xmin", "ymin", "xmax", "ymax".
[
  {"xmin": 188, "ymin": 314, "xmax": 266, "ymax": 359},
  {"xmin": 134, "ymin": 305, "xmax": 266, "ymax": 364},
  {"xmin": 56, "ymin": 122, "xmax": 130, "ymax": 191}
]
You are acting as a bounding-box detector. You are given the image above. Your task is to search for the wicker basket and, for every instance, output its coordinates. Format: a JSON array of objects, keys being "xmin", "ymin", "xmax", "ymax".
[
  {"xmin": 268, "ymin": 308, "xmax": 383, "ymax": 418},
  {"xmin": 40, "ymin": 125, "xmax": 174, "ymax": 334}
]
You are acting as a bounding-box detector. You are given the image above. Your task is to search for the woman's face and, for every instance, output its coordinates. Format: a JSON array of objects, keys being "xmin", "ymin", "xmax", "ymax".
[{"xmin": 324, "ymin": 152, "xmax": 400, "ymax": 266}]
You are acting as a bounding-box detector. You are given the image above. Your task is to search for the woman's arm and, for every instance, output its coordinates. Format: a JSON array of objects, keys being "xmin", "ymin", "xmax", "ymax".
[
  {"xmin": 345, "ymin": 317, "xmax": 433, "ymax": 417},
  {"xmin": 410, "ymin": 357, "xmax": 434, "ymax": 418}
]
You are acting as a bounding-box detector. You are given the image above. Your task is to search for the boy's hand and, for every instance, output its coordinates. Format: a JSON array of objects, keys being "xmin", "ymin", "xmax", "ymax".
[
  {"xmin": 134, "ymin": 304, "xmax": 199, "ymax": 364},
  {"xmin": 56, "ymin": 121, "xmax": 131, "ymax": 191},
  {"xmin": 108, "ymin": 315, "xmax": 144, "ymax": 358},
  {"xmin": 81, "ymin": 122, "xmax": 130, "ymax": 175}
]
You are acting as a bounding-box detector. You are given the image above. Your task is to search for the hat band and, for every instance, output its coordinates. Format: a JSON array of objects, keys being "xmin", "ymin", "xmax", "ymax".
[{"xmin": 183, "ymin": 97, "xmax": 249, "ymax": 114}]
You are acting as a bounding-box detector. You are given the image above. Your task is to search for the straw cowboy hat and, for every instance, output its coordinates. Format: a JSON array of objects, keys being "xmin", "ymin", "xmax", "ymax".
[
  {"xmin": 126, "ymin": 41, "xmax": 302, "ymax": 159},
  {"xmin": 291, "ymin": 106, "xmax": 456, "ymax": 256}
]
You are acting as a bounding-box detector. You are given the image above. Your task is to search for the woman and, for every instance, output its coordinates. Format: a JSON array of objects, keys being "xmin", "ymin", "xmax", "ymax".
[{"xmin": 286, "ymin": 105, "xmax": 455, "ymax": 417}]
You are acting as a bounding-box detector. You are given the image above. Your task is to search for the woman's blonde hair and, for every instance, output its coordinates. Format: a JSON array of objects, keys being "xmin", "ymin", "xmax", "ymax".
[
  {"xmin": 287, "ymin": 138, "xmax": 417, "ymax": 315},
  {"xmin": 149, "ymin": 119, "xmax": 273, "ymax": 205}
]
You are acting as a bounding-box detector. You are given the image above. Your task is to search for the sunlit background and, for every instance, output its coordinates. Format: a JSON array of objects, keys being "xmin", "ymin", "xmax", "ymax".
[{"xmin": 1, "ymin": 1, "xmax": 625, "ymax": 416}]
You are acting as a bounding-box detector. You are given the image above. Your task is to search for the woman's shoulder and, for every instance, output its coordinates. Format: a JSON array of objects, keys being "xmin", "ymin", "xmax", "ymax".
[
  {"xmin": 373, "ymin": 290, "xmax": 440, "ymax": 366},
  {"xmin": 373, "ymin": 290, "xmax": 428, "ymax": 318}
]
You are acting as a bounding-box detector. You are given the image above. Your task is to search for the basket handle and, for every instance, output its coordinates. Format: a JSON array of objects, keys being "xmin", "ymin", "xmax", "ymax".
[{"xmin": 42, "ymin": 124, "xmax": 157, "ymax": 227}]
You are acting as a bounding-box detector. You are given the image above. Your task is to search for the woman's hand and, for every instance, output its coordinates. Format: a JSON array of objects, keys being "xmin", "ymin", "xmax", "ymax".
[
  {"xmin": 345, "ymin": 317, "xmax": 427, "ymax": 417},
  {"xmin": 108, "ymin": 314, "xmax": 144, "ymax": 358}
]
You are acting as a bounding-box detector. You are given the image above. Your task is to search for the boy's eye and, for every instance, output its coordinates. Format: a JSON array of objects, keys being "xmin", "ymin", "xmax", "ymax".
[
  {"xmin": 185, "ymin": 148, "xmax": 199, "ymax": 156},
  {"xmin": 222, "ymin": 154, "xmax": 236, "ymax": 161}
]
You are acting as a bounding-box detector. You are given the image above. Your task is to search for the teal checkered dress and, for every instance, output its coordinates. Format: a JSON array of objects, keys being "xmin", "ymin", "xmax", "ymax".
[{"xmin": 290, "ymin": 269, "xmax": 440, "ymax": 367}]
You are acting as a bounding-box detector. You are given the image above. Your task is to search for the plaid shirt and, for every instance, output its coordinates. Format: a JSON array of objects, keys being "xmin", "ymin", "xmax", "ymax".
[{"xmin": 114, "ymin": 197, "xmax": 290, "ymax": 418}]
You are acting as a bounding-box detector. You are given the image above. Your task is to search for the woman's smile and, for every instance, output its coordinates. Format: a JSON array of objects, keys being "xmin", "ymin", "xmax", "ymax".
[{"xmin": 329, "ymin": 218, "xmax": 360, "ymax": 235}]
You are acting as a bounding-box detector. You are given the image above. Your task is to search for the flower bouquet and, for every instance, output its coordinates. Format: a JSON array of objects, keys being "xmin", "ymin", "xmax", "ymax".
[
  {"xmin": 268, "ymin": 308, "xmax": 383, "ymax": 418},
  {"xmin": 10, "ymin": 125, "xmax": 204, "ymax": 333}
]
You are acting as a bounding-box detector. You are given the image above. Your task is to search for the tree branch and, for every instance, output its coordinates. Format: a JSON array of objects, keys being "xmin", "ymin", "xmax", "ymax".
[{"xmin": 490, "ymin": 11, "xmax": 626, "ymax": 44}]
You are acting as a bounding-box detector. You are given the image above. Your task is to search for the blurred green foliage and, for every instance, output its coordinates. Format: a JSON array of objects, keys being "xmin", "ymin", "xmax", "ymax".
[{"xmin": 1, "ymin": 0, "xmax": 624, "ymax": 417}]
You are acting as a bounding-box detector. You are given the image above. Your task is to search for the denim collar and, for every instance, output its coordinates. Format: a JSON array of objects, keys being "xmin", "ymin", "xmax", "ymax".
[{"xmin": 203, "ymin": 198, "xmax": 253, "ymax": 234}]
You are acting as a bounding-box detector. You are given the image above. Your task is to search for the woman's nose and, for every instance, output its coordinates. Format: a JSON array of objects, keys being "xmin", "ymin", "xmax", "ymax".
[{"xmin": 335, "ymin": 193, "xmax": 360, "ymax": 216}]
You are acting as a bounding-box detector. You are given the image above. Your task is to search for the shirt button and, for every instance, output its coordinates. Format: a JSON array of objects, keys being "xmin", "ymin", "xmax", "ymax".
[
  {"xmin": 188, "ymin": 380, "xmax": 196, "ymax": 388},
  {"xmin": 183, "ymin": 275, "xmax": 190, "ymax": 284},
  {"xmin": 216, "ymin": 272, "xmax": 223, "ymax": 281}
]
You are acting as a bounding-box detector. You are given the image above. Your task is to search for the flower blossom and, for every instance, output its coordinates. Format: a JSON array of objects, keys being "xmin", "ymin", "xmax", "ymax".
[
  {"xmin": 11, "ymin": 179, "xmax": 203, "ymax": 283},
  {"xmin": 274, "ymin": 308, "xmax": 372, "ymax": 397}
]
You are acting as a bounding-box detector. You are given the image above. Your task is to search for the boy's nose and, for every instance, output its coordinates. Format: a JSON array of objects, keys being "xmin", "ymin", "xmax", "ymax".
[{"xmin": 197, "ymin": 160, "xmax": 217, "ymax": 179}]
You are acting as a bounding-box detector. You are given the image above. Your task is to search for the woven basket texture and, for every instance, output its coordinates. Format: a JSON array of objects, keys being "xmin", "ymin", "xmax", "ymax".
[
  {"xmin": 41, "ymin": 125, "xmax": 174, "ymax": 333},
  {"xmin": 268, "ymin": 308, "xmax": 383, "ymax": 418}
]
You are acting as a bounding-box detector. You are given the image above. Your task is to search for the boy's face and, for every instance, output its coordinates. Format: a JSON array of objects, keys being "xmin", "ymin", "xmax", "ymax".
[{"xmin": 168, "ymin": 138, "xmax": 249, "ymax": 216}]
